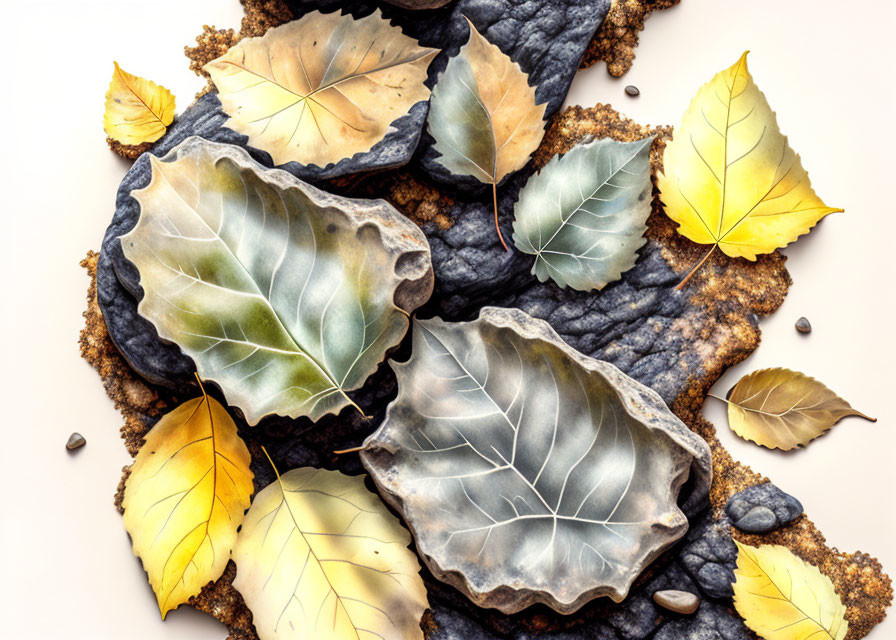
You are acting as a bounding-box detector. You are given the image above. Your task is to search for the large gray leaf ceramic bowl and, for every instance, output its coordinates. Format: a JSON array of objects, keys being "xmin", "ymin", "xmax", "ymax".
[{"xmin": 361, "ymin": 307, "xmax": 712, "ymax": 614}]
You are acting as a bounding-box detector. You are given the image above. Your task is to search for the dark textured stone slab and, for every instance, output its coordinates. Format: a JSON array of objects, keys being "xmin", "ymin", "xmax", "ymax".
[
  {"xmin": 653, "ymin": 600, "xmax": 752, "ymax": 640},
  {"xmin": 95, "ymin": 245, "xmax": 196, "ymax": 389},
  {"xmin": 726, "ymin": 483, "xmax": 803, "ymax": 534},
  {"xmin": 679, "ymin": 518, "xmax": 738, "ymax": 600}
]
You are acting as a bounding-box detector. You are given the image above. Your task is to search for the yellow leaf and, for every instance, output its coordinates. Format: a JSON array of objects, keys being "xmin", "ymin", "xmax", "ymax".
[
  {"xmin": 233, "ymin": 462, "xmax": 428, "ymax": 640},
  {"xmin": 428, "ymin": 17, "xmax": 546, "ymax": 249},
  {"xmin": 122, "ymin": 381, "xmax": 254, "ymax": 619},
  {"xmin": 103, "ymin": 62, "xmax": 176, "ymax": 146},
  {"xmin": 657, "ymin": 52, "xmax": 841, "ymax": 265},
  {"xmin": 205, "ymin": 10, "xmax": 438, "ymax": 167},
  {"xmin": 718, "ymin": 367, "xmax": 876, "ymax": 451},
  {"xmin": 733, "ymin": 541, "xmax": 848, "ymax": 640}
]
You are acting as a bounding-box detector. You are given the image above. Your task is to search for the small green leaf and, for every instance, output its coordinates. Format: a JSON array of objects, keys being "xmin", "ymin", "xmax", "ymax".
[{"xmin": 512, "ymin": 137, "xmax": 654, "ymax": 291}]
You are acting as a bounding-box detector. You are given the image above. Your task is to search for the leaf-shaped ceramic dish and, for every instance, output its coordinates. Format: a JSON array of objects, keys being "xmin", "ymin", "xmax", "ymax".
[
  {"xmin": 120, "ymin": 137, "xmax": 433, "ymax": 425},
  {"xmin": 361, "ymin": 307, "xmax": 712, "ymax": 614},
  {"xmin": 512, "ymin": 137, "xmax": 654, "ymax": 291}
]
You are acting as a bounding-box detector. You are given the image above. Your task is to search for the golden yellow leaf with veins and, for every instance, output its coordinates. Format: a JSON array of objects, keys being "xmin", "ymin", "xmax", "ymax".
[
  {"xmin": 733, "ymin": 542, "xmax": 848, "ymax": 640},
  {"xmin": 204, "ymin": 10, "xmax": 438, "ymax": 167},
  {"xmin": 122, "ymin": 380, "xmax": 254, "ymax": 619},
  {"xmin": 658, "ymin": 52, "xmax": 842, "ymax": 286},
  {"xmin": 715, "ymin": 367, "xmax": 875, "ymax": 451},
  {"xmin": 103, "ymin": 62, "xmax": 176, "ymax": 145},
  {"xmin": 233, "ymin": 461, "xmax": 428, "ymax": 640}
]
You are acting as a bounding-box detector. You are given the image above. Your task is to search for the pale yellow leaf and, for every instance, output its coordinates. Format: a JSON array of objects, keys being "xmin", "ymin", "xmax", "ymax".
[
  {"xmin": 233, "ymin": 465, "xmax": 428, "ymax": 640},
  {"xmin": 720, "ymin": 367, "xmax": 876, "ymax": 451},
  {"xmin": 122, "ymin": 382, "xmax": 254, "ymax": 619},
  {"xmin": 205, "ymin": 10, "xmax": 438, "ymax": 167},
  {"xmin": 733, "ymin": 541, "xmax": 848, "ymax": 640},
  {"xmin": 658, "ymin": 52, "xmax": 841, "ymax": 261},
  {"xmin": 103, "ymin": 62, "xmax": 176, "ymax": 146}
]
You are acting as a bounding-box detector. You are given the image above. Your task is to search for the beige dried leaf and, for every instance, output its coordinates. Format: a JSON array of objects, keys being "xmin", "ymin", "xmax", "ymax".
[
  {"xmin": 233, "ymin": 465, "xmax": 428, "ymax": 640},
  {"xmin": 718, "ymin": 367, "xmax": 875, "ymax": 450},
  {"xmin": 205, "ymin": 10, "xmax": 438, "ymax": 167}
]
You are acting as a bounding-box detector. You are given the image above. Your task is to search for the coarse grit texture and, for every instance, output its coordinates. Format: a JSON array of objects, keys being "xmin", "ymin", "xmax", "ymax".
[{"xmin": 580, "ymin": 0, "xmax": 682, "ymax": 77}]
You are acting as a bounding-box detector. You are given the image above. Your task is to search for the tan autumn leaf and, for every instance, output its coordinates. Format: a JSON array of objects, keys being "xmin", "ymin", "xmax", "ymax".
[
  {"xmin": 233, "ymin": 462, "xmax": 428, "ymax": 640},
  {"xmin": 657, "ymin": 52, "xmax": 842, "ymax": 286},
  {"xmin": 122, "ymin": 380, "xmax": 254, "ymax": 619},
  {"xmin": 428, "ymin": 17, "xmax": 546, "ymax": 249},
  {"xmin": 716, "ymin": 367, "xmax": 875, "ymax": 451},
  {"xmin": 733, "ymin": 541, "xmax": 848, "ymax": 640},
  {"xmin": 103, "ymin": 62, "xmax": 176, "ymax": 145},
  {"xmin": 204, "ymin": 10, "xmax": 438, "ymax": 167}
]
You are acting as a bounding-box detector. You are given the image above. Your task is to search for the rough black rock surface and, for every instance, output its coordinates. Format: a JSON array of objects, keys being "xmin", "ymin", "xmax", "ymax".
[
  {"xmin": 653, "ymin": 601, "xmax": 752, "ymax": 640},
  {"xmin": 726, "ymin": 483, "xmax": 804, "ymax": 534},
  {"xmin": 679, "ymin": 517, "xmax": 739, "ymax": 600}
]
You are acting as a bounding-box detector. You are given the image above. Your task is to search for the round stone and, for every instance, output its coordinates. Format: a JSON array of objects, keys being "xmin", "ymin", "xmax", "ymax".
[
  {"xmin": 66, "ymin": 432, "xmax": 86, "ymax": 451},
  {"xmin": 653, "ymin": 589, "xmax": 700, "ymax": 614},
  {"xmin": 625, "ymin": 85, "xmax": 641, "ymax": 97},
  {"xmin": 726, "ymin": 483, "xmax": 804, "ymax": 534},
  {"xmin": 734, "ymin": 506, "xmax": 778, "ymax": 532},
  {"xmin": 796, "ymin": 317, "xmax": 812, "ymax": 333}
]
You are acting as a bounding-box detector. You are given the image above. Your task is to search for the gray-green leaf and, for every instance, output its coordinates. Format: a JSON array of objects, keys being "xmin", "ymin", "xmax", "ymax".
[
  {"xmin": 512, "ymin": 137, "xmax": 654, "ymax": 291},
  {"xmin": 361, "ymin": 307, "xmax": 711, "ymax": 614},
  {"xmin": 427, "ymin": 18, "xmax": 546, "ymax": 186},
  {"xmin": 120, "ymin": 137, "xmax": 433, "ymax": 425}
]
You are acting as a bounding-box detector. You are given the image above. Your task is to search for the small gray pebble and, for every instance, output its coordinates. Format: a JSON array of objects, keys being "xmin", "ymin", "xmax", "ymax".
[
  {"xmin": 66, "ymin": 432, "xmax": 86, "ymax": 451},
  {"xmin": 625, "ymin": 85, "xmax": 640, "ymax": 97},
  {"xmin": 726, "ymin": 483, "xmax": 803, "ymax": 534},
  {"xmin": 653, "ymin": 590, "xmax": 700, "ymax": 614},
  {"xmin": 796, "ymin": 317, "xmax": 812, "ymax": 333},
  {"xmin": 733, "ymin": 506, "xmax": 778, "ymax": 532}
]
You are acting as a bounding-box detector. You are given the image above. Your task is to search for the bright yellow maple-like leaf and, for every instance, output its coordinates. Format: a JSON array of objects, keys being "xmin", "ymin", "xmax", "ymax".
[
  {"xmin": 658, "ymin": 52, "xmax": 842, "ymax": 283},
  {"xmin": 232, "ymin": 459, "xmax": 429, "ymax": 640},
  {"xmin": 103, "ymin": 62, "xmax": 176, "ymax": 145},
  {"xmin": 122, "ymin": 380, "xmax": 254, "ymax": 619},
  {"xmin": 204, "ymin": 10, "xmax": 438, "ymax": 167},
  {"xmin": 733, "ymin": 541, "xmax": 848, "ymax": 640}
]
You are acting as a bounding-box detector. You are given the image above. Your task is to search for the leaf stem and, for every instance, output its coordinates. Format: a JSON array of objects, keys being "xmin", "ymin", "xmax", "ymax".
[
  {"xmin": 707, "ymin": 393, "xmax": 731, "ymax": 405},
  {"xmin": 260, "ymin": 445, "xmax": 281, "ymax": 480},
  {"xmin": 492, "ymin": 181, "xmax": 509, "ymax": 252},
  {"xmin": 333, "ymin": 445, "xmax": 364, "ymax": 455},
  {"xmin": 674, "ymin": 244, "xmax": 717, "ymax": 290}
]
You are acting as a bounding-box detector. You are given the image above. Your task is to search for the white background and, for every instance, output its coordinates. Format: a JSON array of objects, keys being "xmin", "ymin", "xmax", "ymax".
[{"xmin": 0, "ymin": 0, "xmax": 892, "ymax": 638}]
